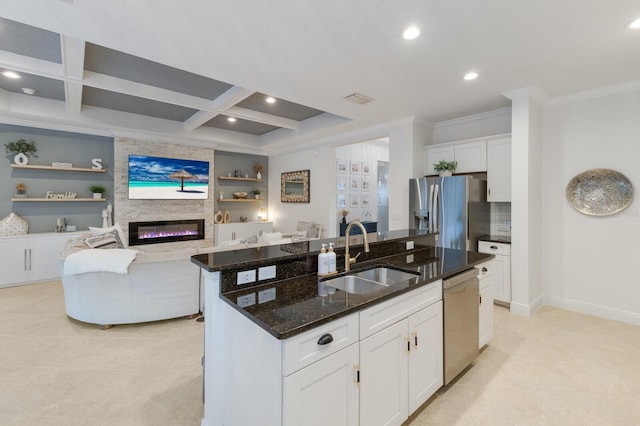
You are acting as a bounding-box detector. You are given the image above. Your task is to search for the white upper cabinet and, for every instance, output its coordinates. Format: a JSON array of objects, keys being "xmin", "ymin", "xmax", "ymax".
[
  {"xmin": 424, "ymin": 140, "xmax": 488, "ymax": 175},
  {"xmin": 487, "ymin": 137, "xmax": 512, "ymax": 202},
  {"xmin": 454, "ymin": 141, "xmax": 487, "ymax": 174},
  {"xmin": 424, "ymin": 145, "xmax": 455, "ymax": 175}
]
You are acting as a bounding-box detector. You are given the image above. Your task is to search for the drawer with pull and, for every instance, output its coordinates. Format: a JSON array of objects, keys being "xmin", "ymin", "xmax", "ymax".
[{"xmin": 478, "ymin": 241, "xmax": 511, "ymax": 256}]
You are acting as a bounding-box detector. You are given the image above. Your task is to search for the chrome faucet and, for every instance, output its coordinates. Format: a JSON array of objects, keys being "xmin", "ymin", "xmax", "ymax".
[{"xmin": 344, "ymin": 221, "xmax": 370, "ymax": 271}]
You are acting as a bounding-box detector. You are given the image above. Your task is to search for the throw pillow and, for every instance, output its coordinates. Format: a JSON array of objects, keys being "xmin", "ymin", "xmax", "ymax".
[
  {"xmin": 296, "ymin": 221, "xmax": 317, "ymax": 239},
  {"xmin": 83, "ymin": 232, "xmax": 121, "ymax": 249},
  {"xmin": 89, "ymin": 223, "xmax": 127, "ymax": 248}
]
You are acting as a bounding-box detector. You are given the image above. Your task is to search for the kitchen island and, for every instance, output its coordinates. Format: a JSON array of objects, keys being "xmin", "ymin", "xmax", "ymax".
[{"xmin": 192, "ymin": 229, "xmax": 491, "ymax": 426}]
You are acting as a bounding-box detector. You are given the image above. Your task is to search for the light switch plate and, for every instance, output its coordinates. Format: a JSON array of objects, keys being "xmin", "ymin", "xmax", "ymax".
[
  {"xmin": 406, "ymin": 241, "xmax": 414, "ymax": 250},
  {"xmin": 258, "ymin": 265, "xmax": 277, "ymax": 280},
  {"xmin": 237, "ymin": 269, "xmax": 256, "ymax": 285}
]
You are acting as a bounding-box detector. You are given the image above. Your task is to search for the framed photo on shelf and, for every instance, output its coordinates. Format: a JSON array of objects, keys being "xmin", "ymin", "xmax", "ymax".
[
  {"xmin": 362, "ymin": 161, "xmax": 371, "ymax": 176},
  {"xmin": 337, "ymin": 175, "xmax": 347, "ymax": 191},
  {"xmin": 361, "ymin": 178, "xmax": 370, "ymax": 191},
  {"xmin": 337, "ymin": 158, "xmax": 348, "ymax": 174},
  {"xmin": 349, "ymin": 193, "xmax": 360, "ymax": 208},
  {"xmin": 350, "ymin": 177, "xmax": 360, "ymax": 191},
  {"xmin": 337, "ymin": 193, "xmax": 346, "ymax": 208},
  {"xmin": 349, "ymin": 160, "xmax": 361, "ymax": 175}
]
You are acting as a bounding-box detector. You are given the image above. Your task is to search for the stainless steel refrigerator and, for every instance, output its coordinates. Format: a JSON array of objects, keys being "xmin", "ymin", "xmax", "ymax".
[{"xmin": 409, "ymin": 176, "xmax": 490, "ymax": 251}]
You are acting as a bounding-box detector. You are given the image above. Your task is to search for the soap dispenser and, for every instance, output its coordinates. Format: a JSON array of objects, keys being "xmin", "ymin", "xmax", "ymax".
[
  {"xmin": 327, "ymin": 243, "xmax": 337, "ymax": 274},
  {"xmin": 318, "ymin": 244, "xmax": 329, "ymax": 276}
]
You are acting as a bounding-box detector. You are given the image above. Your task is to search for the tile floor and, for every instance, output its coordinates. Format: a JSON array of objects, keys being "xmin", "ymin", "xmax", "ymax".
[{"xmin": 1, "ymin": 281, "xmax": 639, "ymax": 425}]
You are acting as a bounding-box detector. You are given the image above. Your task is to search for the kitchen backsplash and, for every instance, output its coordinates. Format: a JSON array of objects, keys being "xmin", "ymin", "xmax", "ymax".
[{"xmin": 490, "ymin": 202, "xmax": 511, "ymax": 236}]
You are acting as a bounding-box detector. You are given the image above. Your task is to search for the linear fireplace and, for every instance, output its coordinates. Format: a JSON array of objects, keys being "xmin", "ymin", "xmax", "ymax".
[{"xmin": 128, "ymin": 219, "xmax": 205, "ymax": 246}]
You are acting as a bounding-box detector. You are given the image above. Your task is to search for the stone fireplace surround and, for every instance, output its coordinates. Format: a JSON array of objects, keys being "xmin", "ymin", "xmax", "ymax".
[{"xmin": 113, "ymin": 138, "xmax": 215, "ymax": 252}]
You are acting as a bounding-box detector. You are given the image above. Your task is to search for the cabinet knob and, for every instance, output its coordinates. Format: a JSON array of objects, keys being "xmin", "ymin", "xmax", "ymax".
[{"xmin": 317, "ymin": 334, "xmax": 334, "ymax": 345}]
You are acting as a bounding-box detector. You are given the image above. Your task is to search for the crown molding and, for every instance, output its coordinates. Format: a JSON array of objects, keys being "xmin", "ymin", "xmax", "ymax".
[{"xmin": 433, "ymin": 107, "xmax": 512, "ymax": 129}]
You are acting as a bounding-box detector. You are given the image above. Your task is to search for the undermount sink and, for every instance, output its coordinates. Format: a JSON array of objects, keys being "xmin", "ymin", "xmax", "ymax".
[{"xmin": 323, "ymin": 266, "xmax": 420, "ymax": 294}]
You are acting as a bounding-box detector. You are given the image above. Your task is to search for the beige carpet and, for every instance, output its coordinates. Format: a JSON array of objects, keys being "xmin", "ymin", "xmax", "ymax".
[{"xmin": 2, "ymin": 281, "xmax": 639, "ymax": 425}]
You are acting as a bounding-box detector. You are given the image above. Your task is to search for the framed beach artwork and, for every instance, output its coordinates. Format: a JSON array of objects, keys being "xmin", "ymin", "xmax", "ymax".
[
  {"xmin": 337, "ymin": 176, "xmax": 347, "ymax": 191},
  {"xmin": 337, "ymin": 193, "xmax": 346, "ymax": 208},
  {"xmin": 350, "ymin": 177, "xmax": 360, "ymax": 191},
  {"xmin": 349, "ymin": 160, "xmax": 361, "ymax": 175},
  {"xmin": 361, "ymin": 178, "xmax": 370, "ymax": 191},
  {"xmin": 362, "ymin": 161, "xmax": 371, "ymax": 176},
  {"xmin": 337, "ymin": 158, "xmax": 348, "ymax": 174}
]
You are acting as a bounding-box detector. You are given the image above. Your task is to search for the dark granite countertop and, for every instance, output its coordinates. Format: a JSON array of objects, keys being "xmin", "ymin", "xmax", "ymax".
[
  {"xmin": 195, "ymin": 245, "xmax": 492, "ymax": 339},
  {"xmin": 478, "ymin": 235, "xmax": 511, "ymax": 244}
]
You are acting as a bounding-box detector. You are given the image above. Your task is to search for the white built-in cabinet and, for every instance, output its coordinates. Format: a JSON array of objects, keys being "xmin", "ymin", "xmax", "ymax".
[
  {"xmin": 0, "ymin": 232, "xmax": 83, "ymax": 287},
  {"xmin": 425, "ymin": 140, "xmax": 487, "ymax": 175},
  {"xmin": 478, "ymin": 241, "xmax": 511, "ymax": 305},
  {"xmin": 214, "ymin": 221, "xmax": 273, "ymax": 245},
  {"xmin": 487, "ymin": 137, "xmax": 512, "ymax": 202},
  {"xmin": 476, "ymin": 260, "xmax": 495, "ymax": 348}
]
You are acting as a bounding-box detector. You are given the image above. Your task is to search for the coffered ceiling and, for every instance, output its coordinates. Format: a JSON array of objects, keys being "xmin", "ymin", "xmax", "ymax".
[{"xmin": 1, "ymin": 1, "xmax": 640, "ymax": 154}]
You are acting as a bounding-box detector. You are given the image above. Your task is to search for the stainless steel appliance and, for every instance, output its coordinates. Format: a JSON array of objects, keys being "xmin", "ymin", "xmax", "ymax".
[
  {"xmin": 409, "ymin": 176, "xmax": 490, "ymax": 251},
  {"xmin": 443, "ymin": 268, "xmax": 479, "ymax": 385}
]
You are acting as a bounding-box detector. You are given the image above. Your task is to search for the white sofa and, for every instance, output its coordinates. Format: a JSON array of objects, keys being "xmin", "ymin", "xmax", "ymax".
[{"xmin": 58, "ymin": 248, "xmax": 201, "ymax": 328}]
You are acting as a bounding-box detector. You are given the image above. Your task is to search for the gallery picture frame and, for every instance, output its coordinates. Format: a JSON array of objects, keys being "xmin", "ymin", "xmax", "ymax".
[
  {"xmin": 350, "ymin": 177, "xmax": 360, "ymax": 191},
  {"xmin": 349, "ymin": 160, "xmax": 361, "ymax": 175},
  {"xmin": 362, "ymin": 161, "xmax": 371, "ymax": 176},
  {"xmin": 337, "ymin": 192, "xmax": 346, "ymax": 208},
  {"xmin": 349, "ymin": 193, "xmax": 360, "ymax": 208},
  {"xmin": 337, "ymin": 158, "xmax": 348, "ymax": 174},
  {"xmin": 337, "ymin": 176, "xmax": 347, "ymax": 191}
]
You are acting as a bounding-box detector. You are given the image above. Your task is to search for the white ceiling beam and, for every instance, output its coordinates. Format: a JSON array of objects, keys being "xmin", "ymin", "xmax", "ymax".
[
  {"xmin": 183, "ymin": 110, "xmax": 219, "ymax": 130},
  {"xmin": 60, "ymin": 35, "xmax": 85, "ymax": 112},
  {"xmin": 212, "ymin": 86, "xmax": 255, "ymax": 111},
  {"xmin": 0, "ymin": 50, "xmax": 64, "ymax": 79},
  {"xmin": 64, "ymin": 82, "xmax": 83, "ymax": 113},
  {"xmin": 226, "ymin": 106, "xmax": 299, "ymax": 130}
]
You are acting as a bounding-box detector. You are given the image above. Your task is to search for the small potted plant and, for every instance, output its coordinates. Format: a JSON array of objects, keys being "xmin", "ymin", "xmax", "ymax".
[
  {"xmin": 5, "ymin": 139, "xmax": 37, "ymax": 165},
  {"xmin": 15, "ymin": 182, "xmax": 27, "ymax": 198},
  {"xmin": 253, "ymin": 189, "xmax": 261, "ymax": 200},
  {"xmin": 254, "ymin": 162, "xmax": 264, "ymax": 180},
  {"xmin": 433, "ymin": 160, "xmax": 457, "ymax": 177},
  {"xmin": 89, "ymin": 185, "xmax": 106, "ymax": 199}
]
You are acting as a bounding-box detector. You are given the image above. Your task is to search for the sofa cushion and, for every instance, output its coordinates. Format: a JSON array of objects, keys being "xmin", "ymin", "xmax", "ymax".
[{"xmin": 296, "ymin": 221, "xmax": 318, "ymax": 239}]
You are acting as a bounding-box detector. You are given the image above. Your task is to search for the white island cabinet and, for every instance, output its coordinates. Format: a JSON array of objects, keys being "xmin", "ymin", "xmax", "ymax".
[{"xmin": 201, "ymin": 270, "xmax": 443, "ymax": 426}]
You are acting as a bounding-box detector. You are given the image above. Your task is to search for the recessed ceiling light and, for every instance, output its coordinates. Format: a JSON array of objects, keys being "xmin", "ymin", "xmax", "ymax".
[
  {"xmin": 227, "ymin": 117, "xmax": 237, "ymax": 123},
  {"xmin": 2, "ymin": 70, "xmax": 21, "ymax": 79},
  {"xmin": 628, "ymin": 17, "xmax": 640, "ymax": 29},
  {"xmin": 21, "ymin": 88, "xmax": 35, "ymax": 95},
  {"xmin": 403, "ymin": 26, "xmax": 420, "ymax": 40},
  {"xmin": 463, "ymin": 71, "xmax": 479, "ymax": 81},
  {"xmin": 265, "ymin": 96, "xmax": 276, "ymax": 104}
]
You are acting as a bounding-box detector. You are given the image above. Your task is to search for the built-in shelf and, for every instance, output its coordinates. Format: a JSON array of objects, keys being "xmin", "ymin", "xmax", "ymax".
[
  {"xmin": 218, "ymin": 199, "xmax": 260, "ymax": 202},
  {"xmin": 11, "ymin": 198, "xmax": 106, "ymax": 202},
  {"xmin": 218, "ymin": 176, "xmax": 262, "ymax": 182},
  {"xmin": 11, "ymin": 164, "xmax": 107, "ymax": 173}
]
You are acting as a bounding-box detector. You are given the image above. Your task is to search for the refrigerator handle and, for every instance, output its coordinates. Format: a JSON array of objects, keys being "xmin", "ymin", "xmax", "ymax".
[
  {"xmin": 433, "ymin": 183, "xmax": 439, "ymax": 233},
  {"xmin": 428, "ymin": 184, "xmax": 435, "ymax": 232}
]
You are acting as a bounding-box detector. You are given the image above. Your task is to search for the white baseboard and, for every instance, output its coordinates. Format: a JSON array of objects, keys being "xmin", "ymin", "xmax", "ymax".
[
  {"xmin": 544, "ymin": 295, "xmax": 640, "ymax": 326},
  {"xmin": 509, "ymin": 293, "xmax": 544, "ymax": 317}
]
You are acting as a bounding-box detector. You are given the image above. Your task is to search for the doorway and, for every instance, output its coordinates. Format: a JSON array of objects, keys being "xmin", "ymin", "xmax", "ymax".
[{"xmin": 377, "ymin": 161, "xmax": 389, "ymax": 232}]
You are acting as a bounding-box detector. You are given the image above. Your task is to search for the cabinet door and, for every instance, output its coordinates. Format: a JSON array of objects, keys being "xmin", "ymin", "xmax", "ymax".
[
  {"xmin": 454, "ymin": 141, "xmax": 487, "ymax": 173},
  {"xmin": 0, "ymin": 237, "xmax": 29, "ymax": 287},
  {"xmin": 29, "ymin": 235, "xmax": 65, "ymax": 282},
  {"xmin": 408, "ymin": 301, "xmax": 443, "ymax": 413},
  {"xmin": 425, "ymin": 146, "xmax": 455, "ymax": 175},
  {"xmin": 479, "ymin": 276, "xmax": 494, "ymax": 348},
  {"xmin": 487, "ymin": 138, "xmax": 511, "ymax": 202},
  {"xmin": 360, "ymin": 320, "xmax": 408, "ymax": 426},
  {"xmin": 490, "ymin": 255, "xmax": 511, "ymax": 304},
  {"xmin": 283, "ymin": 343, "xmax": 359, "ymax": 426}
]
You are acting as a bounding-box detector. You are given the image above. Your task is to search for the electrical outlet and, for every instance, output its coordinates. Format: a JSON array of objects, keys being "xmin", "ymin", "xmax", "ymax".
[
  {"xmin": 237, "ymin": 269, "xmax": 256, "ymax": 285},
  {"xmin": 237, "ymin": 293, "xmax": 256, "ymax": 308},
  {"xmin": 258, "ymin": 287, "xmax": 276, "ymax": 304},
  {"xmin": 406, "ymin": 241, "xmax": 414, "ymax": 250},
  {"xmin": 258, "ymin": 265, "xmax": 277, "ymax": 280}
]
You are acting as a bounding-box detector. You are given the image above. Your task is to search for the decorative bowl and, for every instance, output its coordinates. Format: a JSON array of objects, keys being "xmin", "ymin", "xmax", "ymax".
[{"xmin": 233, "ymin": 192, "xmax": 248, "ymax": 199}]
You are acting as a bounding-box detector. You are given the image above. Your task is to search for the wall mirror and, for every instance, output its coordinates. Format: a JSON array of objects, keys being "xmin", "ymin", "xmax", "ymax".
[{"xmin": 281, "ymin": 169, "xmax": 310, "ymax": 203}]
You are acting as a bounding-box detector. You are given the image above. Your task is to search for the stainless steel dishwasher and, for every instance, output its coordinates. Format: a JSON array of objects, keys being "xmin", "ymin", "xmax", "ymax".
[{"xmin": 443, "ymin": 268, "xmax": 479, "ymax": 385}]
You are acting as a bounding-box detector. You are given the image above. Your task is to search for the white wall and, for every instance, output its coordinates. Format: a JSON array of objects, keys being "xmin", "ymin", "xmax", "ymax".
[
  {"xmin": 542, "ymin": 85, "xmax": 640, "ymax": 325},
  {"xmin": 269, "ymin": 116, "xmax": 431, "ymax": 236}
]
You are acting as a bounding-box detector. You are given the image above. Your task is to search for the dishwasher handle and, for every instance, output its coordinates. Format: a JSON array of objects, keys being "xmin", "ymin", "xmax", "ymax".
[{"xmin": 443, "ymin": 268, "xmax": 478, "ymax": 290}]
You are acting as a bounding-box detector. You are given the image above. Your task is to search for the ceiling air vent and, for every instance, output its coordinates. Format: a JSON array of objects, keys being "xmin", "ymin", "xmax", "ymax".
[{"xmin": 343, "ymin": 92, "xmax": 374, "ymax": 104}]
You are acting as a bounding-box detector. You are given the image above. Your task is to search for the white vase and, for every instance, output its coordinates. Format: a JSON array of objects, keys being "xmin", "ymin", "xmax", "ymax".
[
  {"xmin": 14, "ymin": 153, "xmax": 29, "ymax": 165},
  {"xmin": 257, "ymin": 171, "xmax": 262, "ymax": 180},
  {"xmin": 439, "ymin": 170, "xmax": 452, "ymax": 177}
]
